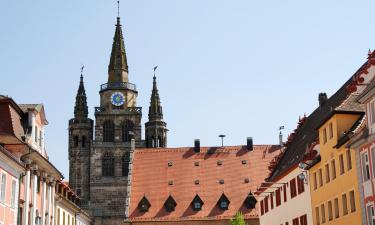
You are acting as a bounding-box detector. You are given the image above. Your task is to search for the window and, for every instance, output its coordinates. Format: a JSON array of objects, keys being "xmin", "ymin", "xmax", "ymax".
[
  {"xmin": 217, "ymin": 193, "xmax": 230, "ymax": 210},
  {"xmin": 57, "ymin": 208, "xmax": 60, "ymax": 225},
  {"xmin": 346, "ymin": 150, "xmax": 352, "ymax": 171},
  {"xmin": 318, "ymin": 168, "xmax": 323, "ymax": 187},
  {"xmin": 260, "ymin": 200, "xmax": 264, "ymax": 215},
  {"xmin": 73, "ymin": 136, "xmax": 78, "ymax": 147},
  {"xmin": 370, "ymin": 101, "xmax": 375, "ymax": 125},
  {"xmin": 283, "ymin": 184, "xmax": 287, "ymax": 202},
  {"xmin": 362, "ymin": 152, "xmax": 371, "ymax": 181},
  {"xmin": 270, "ymin": 193, "xmax": 274, "ymax": 209},
  {"xmin": 81, "ymin": 136, "xmax": 86, "ymax": 148},
  {"xmin": 102, "ymin": 152, "xmax": 115, "ymax": 177},
  {"xmin": 328, "ymin": 201, "xmax": 333, "ymax": 221},
  {"xmin": 331, "ymin": 160, "xmax": 337, "ymax": 180},
  {"xmin": 39, "ymin": 130, "xmax": 42, "ymax": 147},
  {"xmin": 292, "ymin": 217, "xmax": 299, "ymax": 225},
  {"xmin": 339, "ymin": 154, "xmax": 345, "ymax": 175},
  {"xmin": 290, "ymin": 178, "xmax": 297, "ymax": 198},
  {"xmin": 276, "ymin": 188, "xmax": 281, "ymax": 206},
  {"xmin": 323, "ymin": 128, "xmax": 327, "ymax": 144},
  {"xmin": 0, "ymin": 173, "xmax": 6, "ymax": 202},
  {"xmin": 35, "ymin": 126, "xmax": 38, "ymax": 143},
  {"xmin": 342, "ymin": 193, "xmax": 348, "ymax": 215},
  {"xmin": 103, "ymin": 120, "xmax": 115, "ymax": 142},
  {"xmin": 372, "ymin": 147, "xmax": 375, "ymax": 179},
  {"xmin": 366, "ymin": 204, "xmax": 375, "ymax": 225},
  {"xmin": 122, "ymin": 120, "xmax": 134, "ymax": 142},
  {"xmin": 11, "ymin": 180, "xmax": 16, "ymax": 208},
  {"xmin": 37, "ymin": 176, "xmax": 40, "ymax": 193},
  {"xmin": 138, "ymin": 196, "xmax": 151, "ymax": 212},
  {"xmin": 321, "ymin": 204, "xmax": 326, "ymax": 223},
  {"xmin": 68, "ymin": 215, "xmax": 70, "ymax": 225},
  {"xmin": 122, "ymin": 152, "xmax": 130, "ymax": 176},
  {"xmin": 316, "ymin": 207, "xmax": 321, "ymax": 225},
  {"xmin": 313, "ymin": 172, "xmax": 317, "ymax": 190},
  {"xmin": 349, "ymin": 190, "xmax": 356, "ymax": 212},
  {"xmin": 63, "ymin": 211, "xmax": 65, "ymax": 225},
  {"xmin": 334, "ymin": 198, "xmax": 339, "ymax": 218},
  {"xmin": 329, "ymin": 123, "xmax": 333, "ymax": 139},
  {"xmin": 264, "ymin": 196, "xmax": 269, "ymax": 213},
  {"xmin": 297, "ymin": 176, "xmax": 305, "ymax": 194},
  {"xmin": 300, "ymin": 214, "xmax": 307, "ymax": 225},
  {"xmin": 325, "ymin": 164, "xmax": 330, "ymax": 183}
]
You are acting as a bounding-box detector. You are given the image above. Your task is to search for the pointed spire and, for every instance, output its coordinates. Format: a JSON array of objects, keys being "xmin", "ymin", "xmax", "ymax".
[
  {"xmin": 74, "ymin": 67, "xmax": 88, "ymax": 118},
  {"xmin": 108, "ymin": 4, "xmax": 129, "ymax": 83},
  {"xmin": 148, "ymin": 71, "xmax": 163, "ymax": 121}
]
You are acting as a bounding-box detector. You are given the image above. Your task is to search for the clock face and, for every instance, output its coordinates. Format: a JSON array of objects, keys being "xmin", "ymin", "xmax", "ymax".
[{"xmin": 111, "ymin": 92, "xmax": 125, "ymax": 106}]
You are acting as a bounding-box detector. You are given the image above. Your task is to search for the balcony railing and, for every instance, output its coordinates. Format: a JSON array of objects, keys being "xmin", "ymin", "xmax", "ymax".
[
  {"xmin": 95, "ymin": 107, "xmax": 142, "ymax": 115},
  {"xmin": 100, "ymin": 82, "xmax": 137, "ymax": 92}
]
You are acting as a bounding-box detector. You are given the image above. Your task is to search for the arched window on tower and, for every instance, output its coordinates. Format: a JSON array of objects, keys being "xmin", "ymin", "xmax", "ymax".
[
  {"xmin": 103, "ymin": 120, "xmax": 115, "ymax": 142},
  {"xmin": 74, "ymin": 136, "xmax": 79, "ymax": 147},
  {"xmin": 122, "ymin": 152, "xmax": 130, "ymax": 176},
  {"xmin": 158, "ymin": 136, "xmax": 163, "ymax": 148},
  {"xmin": 122, "ymin": 120, "xmax": 134, "ymax": 142},
  {"xmin": 82, "ymin": 136, "xmax": 86, "ymax": 148},
  {"xmin": 102, "ymin": 152, "xmax": 114, "ymax": 177}
]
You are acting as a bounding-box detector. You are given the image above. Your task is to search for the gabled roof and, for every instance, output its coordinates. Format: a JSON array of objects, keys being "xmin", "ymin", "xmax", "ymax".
[
  {"xmin": 129, "ymin": 145, "xmax": 280, "ymax": 221},
  {"xmin": 19, "ymin": 103, "xmax": 48, "ymax": 125},
  {"xmin": 268, "ymin": 55, "xmax": 373, "ymax": 181}
]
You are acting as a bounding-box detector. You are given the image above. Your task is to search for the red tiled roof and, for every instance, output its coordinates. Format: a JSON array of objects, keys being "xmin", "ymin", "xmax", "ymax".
[{"xmin": 129, "ymin": 145, "xmax": 280, "ymax": 221}]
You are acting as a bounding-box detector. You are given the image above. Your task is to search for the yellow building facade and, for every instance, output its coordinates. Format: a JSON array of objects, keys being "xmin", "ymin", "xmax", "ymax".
[{"xmin": 309, "ymin": 112, "xmax": 363, "ymax": 225}]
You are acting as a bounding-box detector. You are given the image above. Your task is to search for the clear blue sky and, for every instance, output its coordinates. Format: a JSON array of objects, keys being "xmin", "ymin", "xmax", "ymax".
[{"xmin": 1, "ymin": 1, "xmax": 375, "ymax": 178}]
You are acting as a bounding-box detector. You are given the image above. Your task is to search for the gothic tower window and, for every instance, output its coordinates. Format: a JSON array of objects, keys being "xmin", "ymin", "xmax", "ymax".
[
  {"xmin": 103, "ymin": 120, "xmax": 115, "ymax": 142},
  {"xmin": 122, "ymin": 152, "xmax": 130, "ymax": 176},
  {"xmin": 102, "ymin": 152, "xmax": 115, "ymax": 177},
  {"xmin": 82, "ymin": 136, "xmax": 86, "ymax": 148},
  {"xmin": 122, "ymin": 120, "xmax": 134, "ymax": 142},
  {"xmin": 74, "ymin": 136, "xmax": 79, "ymax": 147}
]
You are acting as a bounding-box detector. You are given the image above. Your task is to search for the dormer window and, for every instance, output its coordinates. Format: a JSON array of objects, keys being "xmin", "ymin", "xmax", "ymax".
[
  {"xmin": 138, "ymin": 196, "xmax": 151, "ymax": 212},
  {"xmin": 217, "ymin": 193, "xmax": 230, "ymax": 210},
  {"xmin": 191, "ymin": 194, "xmax": 204, "ymax": 211},
  {"xmin": 244, "ymin": 192, "xmax": 257, "ymax": 209},
  {"xmin": 164, "ymin": 195, "xmax": 177, "ymax": 212}
]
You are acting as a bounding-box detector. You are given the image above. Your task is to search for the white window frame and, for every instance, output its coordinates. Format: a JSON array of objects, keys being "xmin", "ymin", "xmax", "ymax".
[
  {"xmin": 367, "ymin": 203, "xmax": 375, "ymax": 225},
  {"xmin": 0, "ymin": 172, "xmax": 6, "ymax": 203},
  {"xmin": 362, "ymin": 152, "xmax": 371, "ymax": 182},
  {"xmin": 10, "ymin": 178, "xmax": 17, "ymax": 208}
]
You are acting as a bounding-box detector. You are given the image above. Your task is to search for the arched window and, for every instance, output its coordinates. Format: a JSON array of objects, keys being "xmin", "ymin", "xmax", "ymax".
[
  {"xmin": 82, "ymin": 136, "xmax": 86, "ymax": 147},
  {"xmin": 103, "ymin": 120, "xmax": 115, "ymax": 142},
  {"xmin": 122, "ymin": 120, "xmax": 134, "ymax": 142},
  {"xmin": 74, "ymin": 136, "xmax": 79, "ymax": 147},
  {"xmin": 102, "ymin": 152, "xmax": 114, "ymax": 177},
  {"xmin": 122, "ymin": 152, "xmax": 130, "ymax": 176}
]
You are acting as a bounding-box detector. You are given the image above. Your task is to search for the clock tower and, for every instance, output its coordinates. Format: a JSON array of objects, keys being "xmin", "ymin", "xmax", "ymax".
[{"xmin": 89, "ymin": 15, "xmax": 141, "ymax": 225}]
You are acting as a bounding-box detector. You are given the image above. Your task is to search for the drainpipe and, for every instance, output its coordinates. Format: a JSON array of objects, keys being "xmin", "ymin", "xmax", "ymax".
[{"xmin": 17, "ymin": 172, "xmax": 26, "ymax": 225}]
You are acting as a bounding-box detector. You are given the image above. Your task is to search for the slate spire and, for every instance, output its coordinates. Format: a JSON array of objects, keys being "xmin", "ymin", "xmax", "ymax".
[
  {"xmin": 148, "ymin": 75, "xmax": 163, "ymax": 121},
  {"xmin": 108, "ymin": 16, "xmax": 129, "ymax": 83},
  {"xmin": 74, "ymin": 73, "xmax": 88, "ymax": 118}
]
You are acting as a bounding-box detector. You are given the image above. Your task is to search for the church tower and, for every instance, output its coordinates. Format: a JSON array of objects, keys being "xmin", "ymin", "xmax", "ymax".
[
  {"xmin": 68, "ymin": 71, "xmax": 93, "ymax": 207},
  {"xmin": 89, "ymin": 15, "xmax": 140, "ymax": 225},
  {"xmin": 145, "ymin": 75, "xmax": 168, "ymax": 147}
]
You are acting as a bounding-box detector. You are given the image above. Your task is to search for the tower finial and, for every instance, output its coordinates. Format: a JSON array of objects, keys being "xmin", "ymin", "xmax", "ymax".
[
  {"xmin": 153, "ymin": 65, "xmax": 158, "ymax": 79},
  {"xmin": 117, "ymin": 1, "xmax": 120, "ymax": 18},
  {"xmin": 80, "ymin": 64, "xmax": 85, "ymax": 79}
]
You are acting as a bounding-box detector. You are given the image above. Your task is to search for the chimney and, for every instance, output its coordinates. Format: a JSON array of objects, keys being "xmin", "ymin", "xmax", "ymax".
[
  {"xmin": 246, "ymin": 137, "xmax": 253, "ymax": 151},
  {"xmin": 194, "ymin": 139, "xmax": 200, "ymax": 153},
  {"xmin": 319, "ymin": 93, "xmax": 328, "ymax": 107}
]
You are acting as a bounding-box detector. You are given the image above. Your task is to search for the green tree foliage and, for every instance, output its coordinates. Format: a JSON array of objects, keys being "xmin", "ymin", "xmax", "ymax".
[{"xmin": 229, "ymin": 212, "xmax": 247, "ymax": 225}]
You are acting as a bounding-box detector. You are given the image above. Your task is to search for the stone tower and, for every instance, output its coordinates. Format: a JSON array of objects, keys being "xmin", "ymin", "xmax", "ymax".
[
  {"xmin": 145, "ymin": 75, "xmax": 168, "ymax": 147},
  {"xmin": 89, "ymin": 15, "xmax": 141, "ymax": 225},
  {"xmin": 68, "ymin": 72, "xmax": 94, "ymax": 207}
]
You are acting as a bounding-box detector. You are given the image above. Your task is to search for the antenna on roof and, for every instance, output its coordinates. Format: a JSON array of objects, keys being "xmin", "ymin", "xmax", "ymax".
[{"xmin": 218, "ymin": 134, "xmax": 226, "ymax": 147}]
